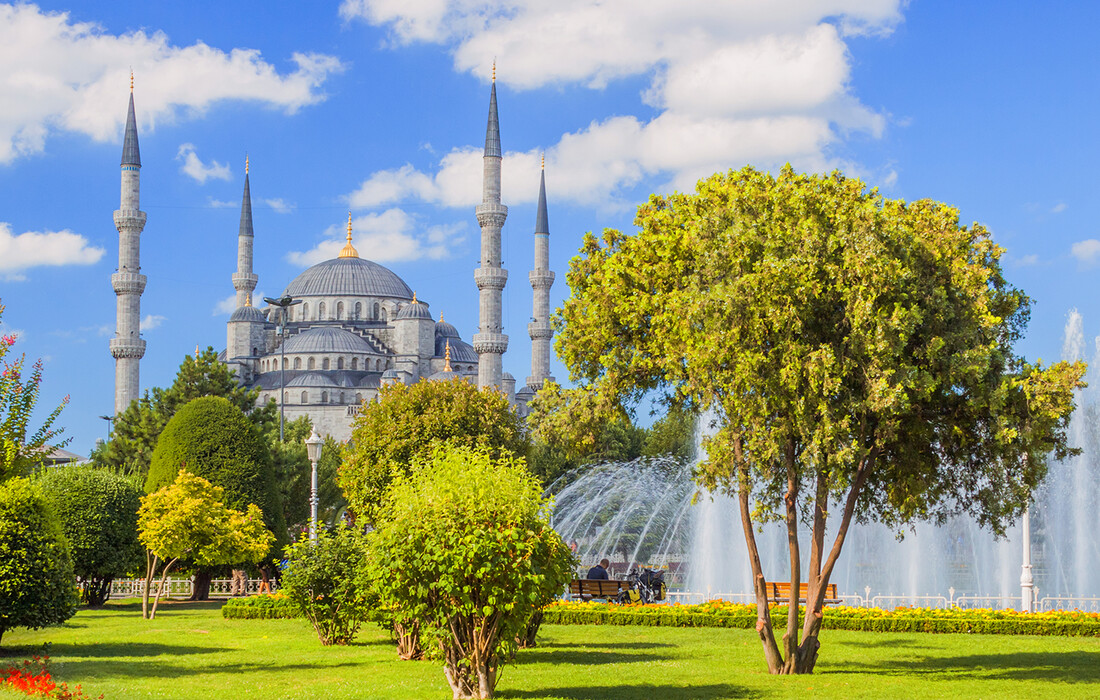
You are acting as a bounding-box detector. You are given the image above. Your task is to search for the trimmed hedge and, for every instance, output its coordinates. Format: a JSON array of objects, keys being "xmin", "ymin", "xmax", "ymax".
[
  {"xmin": 222, "ymin": 594, "xmax": 300, "ymax": 620},
  {"xmin": 541, "ymin": 601, "xmax": 1100, "ymax": 637}
]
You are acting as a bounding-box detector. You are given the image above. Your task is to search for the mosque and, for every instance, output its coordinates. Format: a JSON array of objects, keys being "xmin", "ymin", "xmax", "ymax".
[{"xmin": 109, "ymin": 75, "xmax": 555, "ymax": 440}]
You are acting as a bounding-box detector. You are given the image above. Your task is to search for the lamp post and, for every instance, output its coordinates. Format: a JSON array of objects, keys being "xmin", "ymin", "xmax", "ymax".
[
  {"xmin": 263, "ymin": 295, "xmax": 302, "ymax": 442},
  {"xmin": 305, "ymin": 430, "xmax": 323, "ymax": 542},
  {"xmin": 1021, "ymin": 501, "xmax": 1034, "ymax": 613},
  {"xmin": 98, "ymin": 414, "xmax": 114, "ymax": 436}
]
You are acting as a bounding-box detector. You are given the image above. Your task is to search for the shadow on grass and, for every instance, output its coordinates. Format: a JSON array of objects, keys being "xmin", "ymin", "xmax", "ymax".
[
  {"xmin": 516, "ymin": 649, "xmax": 670, "ymax": 666},
  {"xmin": 39, "ymin": 642, "xmax": 226, "ymax": 658},
  {"xmin": 54, "ymin": 658, "xmax": 364, "ymax": 681},
  {"xmin": 498, "ymin": 683, "xmax": 759, "ymax": 699},
  {"xmin": 824, "ymin": 651, "xmax": 1100, "ymax": 684},
  {"xmin": 537, "ymin": 641, "xmax": 674, "ymax": 651}
]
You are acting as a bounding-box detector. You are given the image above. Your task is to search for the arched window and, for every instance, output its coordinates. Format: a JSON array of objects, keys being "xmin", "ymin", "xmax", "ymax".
[
  {"xmin": 336, "ymin": 302, "xmax": 344, "ymax": 320},
  {"xmin": 339, "ymin": 392, "xmax": 345, "ymax": 404},
  {"xmin": 300, "ymin": 391, "xmax": 308, "ymax": 404},
  {"xmin": 322, "ymin": 358, "xmax": 330, "ymax": 370},
  {"xmin": 355, "ymin": 392, "xmax": 362, "ymax": 404},
  {"xmin": 301, "ymin": 302, "xmax": 309, "ymax": 320},
  {"xmin": 354, "ymin": 302, "xmax": 362, "ymax": 320},
  {"xmin": 283, "ymin": 391, "xmax": 289, "ymax": 402},
  {"xmin": 381, "ymin": 308, "xmax": 387, "ymax": 322},
  {"xmin": 351, "ymin": 357, "xmax": 358, "ymax": 370},
  {"xmin": 337, "ymin": 357, "xmax": 344, "ymax": 370},
  {"xmin": 321, "ymin": 391, "xmax": 329, "ymax": 403},
  {"xmin": 308, "ymin": 357, "xmax": 316, "ymax": 370},
  {"xmin": 293, "ymin": 357, "xmax": 301, "ymax": 369},
  {"xmin": 318, "ymin": 302, "xmax": 326, "ymax": 320},
  {"xmin": 373, "ymin": 302, "xmax": 380, "ymax": 320},
  {"xmin": 252, "ymin": 346, "xmax": 257, "ymax": 356}
]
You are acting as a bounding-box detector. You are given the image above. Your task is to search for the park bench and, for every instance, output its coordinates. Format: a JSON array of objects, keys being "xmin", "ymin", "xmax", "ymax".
[
  {"xmin": 569, "ymin": 579, "xmax": 627, "ymax": 601},
  {"xmin": 764, "ymin": 581, "xmax": 841, "ymax": 606}
]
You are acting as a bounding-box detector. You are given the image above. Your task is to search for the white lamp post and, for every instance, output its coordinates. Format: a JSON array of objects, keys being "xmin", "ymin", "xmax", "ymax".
[
  {"xmin": 1021, "ymin": 501, "xmax": 1034, "ymax": 613},
  {"xmin": 305, "ymin": 430, "xmax": 323, "ymax": 542}
]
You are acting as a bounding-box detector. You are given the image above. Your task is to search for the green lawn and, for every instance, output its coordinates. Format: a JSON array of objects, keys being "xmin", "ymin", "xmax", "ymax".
[{"xmin": 2, "ymin": 600, "xmax": 1098, "ymax": 699}]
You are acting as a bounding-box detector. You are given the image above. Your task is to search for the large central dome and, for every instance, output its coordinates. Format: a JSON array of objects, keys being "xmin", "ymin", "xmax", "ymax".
[{"xmin": 282, "ymin": 257, "xmax": 414, "ymax": 299}]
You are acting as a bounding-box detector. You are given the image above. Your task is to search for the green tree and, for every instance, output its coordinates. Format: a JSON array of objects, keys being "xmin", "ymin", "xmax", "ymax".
[
  {"xmin": 138, "ymin": 470, "xmax": 274, "ymax": 619},
  {"xmin": 368, "ymin": 446, "xmax": 574, "ymax": 699},
  {"xmin": 555, "ymin": 166, "xmax": 1085, "ymax": 674},
  {"xmin": 0, "ymin": 300, "xmax": 69, "ymax": 481},
  {"xmin": 0, "ymin": 477, "xmax": 78, "ymax": 645},
  {"xmin": 36, "ymin": 466, "xmax": 142, "ymax": 606},
  {"xmin": 642, "ymin": 404, "xmax": 697, "ymax": 463},
  {"xmin": 339, "ymin": 378, "xmax": 527, "ymax": 526},
  {"xmin": 264, "ymin": 416, "xmax": 346, "ymax": 537},
  {"xmin": 281, "ymin": 524, "xmax": 372, "ymax": 646}
]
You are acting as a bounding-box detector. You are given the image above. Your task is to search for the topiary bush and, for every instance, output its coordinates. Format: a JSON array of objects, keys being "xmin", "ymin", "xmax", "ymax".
[
  {"xmin": 0, "ymin": 478, "xmax": 78, "ymax": 646},
  {"xmin": 280, "ymin": 524, "xmax": 372, "ymax": 645},
  {"xmin": 222, "ymin": 593, "xmax": 300, "ymax": 620},
  {"xmin": 36, "ymin": 466, "xmax": 142, "ymax": 606}
]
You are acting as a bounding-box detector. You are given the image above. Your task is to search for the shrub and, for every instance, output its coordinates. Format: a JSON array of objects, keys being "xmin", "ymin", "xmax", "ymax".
[
  {"xmin": 280, "ymin": 524, "xmax": 372, "ymax": 645},
  {"xmin": 0, "ymin": 478, "xmax": 78, "ymax": 646},
  {"xmin": 36, "ymin": 466, "xmax": 142, "ymax": 606},
  {"xmin": 368, "ymin": 446, "xmax": 575, "ymax": 699},
  {"xmin": 222, "ymin": 593, "xmax": 300, "ymax": 620}
]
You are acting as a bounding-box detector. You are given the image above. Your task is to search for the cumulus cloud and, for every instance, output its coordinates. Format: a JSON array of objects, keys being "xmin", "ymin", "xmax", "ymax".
[
  {"xmin": 341, "ymin": 0, "xmax": 901, "ymax": 207},
  {"xmin": 1052, "ymin": 202, "xmax": 1068, "ymax": 214},
  {"xmin": 177, "ymin": 143, "xmax": 231, "ymax": 183},
  {"xmin": 140, "ymin": 314, "xmax": 166, "ymax": 331},
  {"xmin": 287, "ymin": 209, "xmax": 464, "ymax": 266},
  {"xmin": 1071, "ymin": 239, "xmax": 1100, "ymax": 265},
  {"xmin": 0, "ymin": 3, "xmax": 344, "ymax": 163},
  {"xmin": 213, "ymin": 290, "xmax": 267, "ymax": 315},
  {"xmin": 263, "ymin": 198, "xmax": 294, "ymax": 214},
  {"xmin": 1016, "ymin": 253, "xmax": 1039, "ymax": 267},
  {"xmin": 0, "ymin": 222, "xmax": 105, "ymax": 280}
]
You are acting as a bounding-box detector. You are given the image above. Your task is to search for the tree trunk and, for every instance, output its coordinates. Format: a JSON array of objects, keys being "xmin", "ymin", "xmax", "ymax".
[
  {"xmin": 517, "ymin": 610, "xmax": 543, "ymax": 648},
  {"xmin": 149, "ymin": 559, "xmax": 178, "ymax": 620},
  {"xmin": 189, "ymin": 570, "xmax": 212, "ymax": 601},
  {"xmin": 394, "ymin": 619, "xmax": 422, "ymax": 660},
  {"xmin": 781, "ymin": 437, "xmax": 802, "ymax": 674},
  {"xmin": 142, "ymin": 551, "xmax": 157, "ymax": 619}
]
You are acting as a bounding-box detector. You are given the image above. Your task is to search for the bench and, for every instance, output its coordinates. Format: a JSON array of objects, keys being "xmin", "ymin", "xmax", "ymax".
[
  {"xmin": 569, "ymin": 579, "xmax": 627, "ymax": 601},
  {"xmin": 765, "ymin": 581, "xmax": 841, "ymax": 606}
]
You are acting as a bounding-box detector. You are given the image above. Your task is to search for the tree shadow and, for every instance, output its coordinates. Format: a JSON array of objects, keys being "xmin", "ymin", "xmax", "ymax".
[
  {"xmin": 516, "ymin": 649, "xmax": 670, "ymax": 666},
  {"xmin": 824, "ymin": 651, "xmax": 1100, "ymax": 684},
  {"xmin": 498, "ymin": 683, "xmax": 759, "ymax": 699},
  {"xmin": 537, "ymin": 641, "xmax": 674, "ymax": 650},
  {"xmin": 55, "ymin": 658, "xmax": 363, "ymax": 681},
  {"xmin": 36, "ymin": 642, "xmax": 226, "ymax": 658}
]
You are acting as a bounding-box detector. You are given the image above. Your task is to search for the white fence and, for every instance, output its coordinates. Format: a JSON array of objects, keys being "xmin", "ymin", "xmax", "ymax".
[{"xmin": 109, "ymin": 577, "xmax": 276, "ymax": 599}]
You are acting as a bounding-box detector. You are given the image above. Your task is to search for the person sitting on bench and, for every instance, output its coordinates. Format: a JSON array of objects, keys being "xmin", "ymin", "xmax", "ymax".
[{"xmin": 587, "ymin": 558, "xmax": 610, "ymax": 580}]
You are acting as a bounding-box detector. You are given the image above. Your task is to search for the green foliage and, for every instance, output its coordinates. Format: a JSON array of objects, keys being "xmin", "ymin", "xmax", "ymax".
[
  {"xmin": 265, "ymin": 415, "xmax": 346, "ymax": 536},
  {"xmin": 368, "ymin": 446, "xmax": 575, "ymax": 699},
  {"xmin": 146, "ymin": 396, "xmax": 285, "ymax": 545},
  {"xmin": 221, "ymin": 593, "xmax": 300, "ymax": 620},
  {"xmin": 93, "ymin": 347, "xmax": 263, "ymax": 477},
  {"xmin": 0, "ymin": 301, "xmax": 69, "ymax": 482},
  {"xmin": 280, "ymin": 525, "xmax": 372, "ymax": 645},
  {"xmin": 642, "ymin": 404, "xmax": 697, "ymax": 463},
  {"xmin": 0, "ymin": 477, "xmax": 78, "ymax": 645},
  {"xmin": 36, "ymin": 466, "xmax": 142, "ymax": 606},
  {"xmin": 339, "ymin": 378, "xmax": 527, "ymax": 526}
]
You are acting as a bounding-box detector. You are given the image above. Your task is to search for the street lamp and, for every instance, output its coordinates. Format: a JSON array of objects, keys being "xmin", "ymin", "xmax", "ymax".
[
  {"xmin": 263, "ymin": 295, "xmax": 302, "ymax": 442},
  {"xmin": 305, "ymin": 430, "xmax": 323, "ymax": 542},
  {"xmin": 99, "ymin": 415, "xmax": 114, "ymax": 436}
]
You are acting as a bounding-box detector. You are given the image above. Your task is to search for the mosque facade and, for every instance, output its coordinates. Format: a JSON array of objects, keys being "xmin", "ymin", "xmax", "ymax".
[{"xmin": 110, "ymin": 76, "xmax": 554, "ymax": 441}]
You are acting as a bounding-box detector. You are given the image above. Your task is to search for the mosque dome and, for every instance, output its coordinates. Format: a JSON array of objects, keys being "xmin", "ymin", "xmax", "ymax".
[
  {"xmin": 282, "ymin": 257, "xmax": 414, "ymax": 300},
  {"xmin": 229, "ymin": 305, "xmax": 267, "ymax": 323},
  {"xmin": 435, "ymin": 319, "xmax": 460, "ymax": 338},
  {"xmin": 286, "ymin": 372, "xmax": 339, "ymax": 388},
  {"xmin": 282, "ymin": 327, "xmax": 373, "ymax": 354},
  {"xmin": 396, "ymin": 299, "xmax": 433, "ymax": 320},
  {"xmin": 435, "ymin": 336, "xmax": 477, "ymax": 362}
]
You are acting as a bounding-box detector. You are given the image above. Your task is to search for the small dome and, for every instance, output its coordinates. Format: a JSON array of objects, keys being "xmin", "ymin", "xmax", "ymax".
[
  {"xmin": 435, "ymin": 319, "xmax": 460, "ymax": 338},
  {"xmin": 286, "ymin": 372, "xmax": 339, "ymax": 388},
  {"xmin": 435, "ymin": 336, "xmax": 477, "ymax": 363},
  {"xmin": 282, "ymin": 257, "xmax": 413, "ymax": 299},
  {"xmin": 516, "ymin": 385, "xmax": 536, "ymax": 398},
  {"xmin": 429, "ymin": 369, "xmax": 460, "ymax": 382},
  {"xmin": 395, "ymin": 300, "xmax": 433, "ymax": 321},
  {"xmin": 229, "ymin": 305, "xmax": 266, "ymax": 323},
  {"xmin": 381, "ymin": 369, "xmax": 400, "ymax": 379},
  {"xmin": 503, "ymin": 372, "xmax": 515, "ymax": 381},
  {"xmin": 282, "ymin": 327, "xmax": 373, "ymax": 354}
]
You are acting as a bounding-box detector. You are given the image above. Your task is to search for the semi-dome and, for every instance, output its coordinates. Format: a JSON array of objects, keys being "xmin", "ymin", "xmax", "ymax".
[
  {"xmin": 282, "ymin": 327, "xmax": 373, "ymax": 354},
  {"xmin": 435, "ymin": 336, "xmax": 477, "ymax": 362},
  {"xmin": 435, "ymin": 319, "xmax": 460, "ymax": 338},
  {"xmin": 286, "ymin": 372, "xmax": 339, "ymax": 388},
  {"xmin": 282, "ymin": 257, "xmax": 414, "ymax": 300},
  {"xmin": 229, "ymin": 305, "xmax": 267, "ymax": 323}
]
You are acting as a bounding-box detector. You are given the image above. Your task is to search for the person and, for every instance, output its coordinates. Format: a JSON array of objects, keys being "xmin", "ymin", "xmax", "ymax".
[
  {"xmin": 569, "ymin": 540, "xmax": 579, "ymax": 555},
  {"xmin": 587, "ymin": 558, "xmax": 610, "ymax": 580},
  {"xmin": 257, "ymin": 564, "xmax": 272, "ymax": 595}
]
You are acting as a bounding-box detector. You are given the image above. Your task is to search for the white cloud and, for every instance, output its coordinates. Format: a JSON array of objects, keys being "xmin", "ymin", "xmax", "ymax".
[
  {"xmin": 1071, "ymin": 239, "xmax": 1100, "ymax": 265},
  {"xmin": 213, "ymin": 290, "xmax": 266, "ymax": 315},
  {"xmin": 0, "ymin": 4, "xmax": 344, "ymax": 163},
  {"xmin": 176, "ymin": 143, "xmax": 231, "ymax": 184},
  {"xmin": 1052, "ymin": 202, "xmax": 1068, "ymax": 214},
  {"xmin": 1016, "ymin": 253, "xmax": 1039, "ymax": 267},
  {"xmin": 207, "ymin": 198, "xmax": 237, "ymax": 208},
  {"xmin": 262, "ymin": 198, "xmax": 294, "ymax": 214},
  {"xmin": 287, "ymin": 209, "xmax": 465, "ymax": 266},
  {"xmin": 0, "ymin": 222, "xmax": 105, "ymax": 280},
  {"xmin": 341, "ymin": 0, "xmax": 902, "ymax": 208},
  {"xmin": 0, "ymin": 322, "xmax": 25, "ymax": 342},
  {"xmin": 140, "ymin": 314, "xmax": 166, "ymax": 331}
]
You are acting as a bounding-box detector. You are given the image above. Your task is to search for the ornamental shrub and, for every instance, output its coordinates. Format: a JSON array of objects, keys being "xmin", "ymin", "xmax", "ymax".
[
  {"xmin": 280, "ymin": 524, "xmax": 373, "ymax": 645},
  {"xmin": 368, "ymin": 446, "xmax": 575, "ymax": 699},
  {"xmin": 0, "ymin": 478, "xmax": 78, "ymax": 645},
  {"xmin": 222, "ymin": 593, "xmax": 300, "ymax": 620},
  {"xmin": 36, "ymin": 466, "xmax": 143, "ymax": 606}
]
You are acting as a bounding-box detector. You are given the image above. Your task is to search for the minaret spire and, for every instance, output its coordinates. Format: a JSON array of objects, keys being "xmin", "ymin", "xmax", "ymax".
[
  {"xmin": 232, "ymin": 157, "xmax": 257, "ymax": 308},
  {"xmin": 473, "ymin": 67, "xmax": 509, "ymax": 391},
  {"xmin": 339, "ymin": 211, "xmax": 359, "ymax": 258},
  {"xmin": 111, "ymin": 78, "xmax": 148, "ymax": 415},
  {"xmin": 527, "ymin": 156, "xmax": 555, "ymax": 391}
]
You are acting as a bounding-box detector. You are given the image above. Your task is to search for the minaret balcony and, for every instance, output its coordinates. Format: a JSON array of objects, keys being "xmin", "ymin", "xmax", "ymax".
[
  {"xmin": 113, "ymin": 210, "xmax": 147, "ymax": 229},
  {"xmin": 474, "ymin": 267, "xmax": 509, "ymax": 290},
  {"xmin": 529, "ymin": 269, "xmax": 555, "ymax": 287},
  {"xmin": 473, "ymin": 332, "xmax": 509, "ymax": 354},
  {"xmin": 109, "ymin": 337, "xmax": 147, "ymax": 359},
  {"xmin": 475, "ymin": 203, "xmax": 508, "ymax": 228},
  {"xmin": 111, "ymin": 272, "xmax": 147, "ymax": 294},
  {"xmin": 528, "ymin": 322, "xmax": 553, "ymax": 340},
  {"xmin": 232, "ymin": 272, "xmax": 258, "ymax": 290}
]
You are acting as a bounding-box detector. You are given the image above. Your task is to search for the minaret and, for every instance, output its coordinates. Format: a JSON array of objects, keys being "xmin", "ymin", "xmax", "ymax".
[
  {"xmin": 233, "ymin": 156, "xmax": 258, "ymax": 308},
  {"xmin": 527, "ymin": 156, "xmax": 555, "ymax": 390},
  {"xmin": 110, "ymin": 73, "xmax": 147, "ymax": 416},
  {"xmin": 473, "ymin": 64, "xmax": 509, "ymax": 391}
]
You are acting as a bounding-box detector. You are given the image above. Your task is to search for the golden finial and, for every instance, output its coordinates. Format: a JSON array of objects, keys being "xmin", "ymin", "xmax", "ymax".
[
  {"xmin": 541, "ymin": 153, "xmax": 545, "ymax": 170},
  {"xmin": 339, "ymin": 211, "xmax": 359, "ymax": 258},
  {"xmin": 439, "ymin": 312, "xmax": 444, "ymax": 322},
  {"xmin": 194, "ymin": 345, "xmax": 200, "ymax": 358},
  {"xmin": 245, "ymin": 154, "xmax": 249, "ymax": 175},
  {"xmin": 245, "ymin": 296, "xmax": 252, "ymax": 307},
  {"xmin": 130, "ymin": 68, "xmax": 134, "ymax": 92},
  {"xmin": 412, "ymin": 291, "xmax": 418, "ymax": 304},
  {"xmin": 492, "ymin": 60, "xmax": 496, "ymax": 83},
  {"xmin": 444, "ymin": 340, "xmax": 453, "ymax": 372}
]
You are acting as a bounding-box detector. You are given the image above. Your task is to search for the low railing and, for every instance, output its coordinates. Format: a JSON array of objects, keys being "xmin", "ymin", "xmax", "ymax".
[{"xmin": 108, "ymin": 577, "xmax": 276, "ymax": 599}]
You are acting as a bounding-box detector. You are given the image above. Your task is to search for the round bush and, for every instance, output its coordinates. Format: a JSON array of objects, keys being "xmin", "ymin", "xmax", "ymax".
[{"xmin": 280, "ymin": 524, "xmax": 372, "ymax": 645}]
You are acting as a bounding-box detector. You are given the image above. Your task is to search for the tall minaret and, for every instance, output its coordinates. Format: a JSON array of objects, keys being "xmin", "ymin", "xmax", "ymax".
[
  {"xmin": 527, "ymin": 156, "xmax": 555, "ymax": 390},
  {"xmin": 233, "ymin": 157, "xmax": 257, "ymax": 308},
  {"xmin": 473, "ymin": 65, "xmax": 508, "ymax": 390},
  {"xmin": 110, "ymin": 74, "xmax": 147, "ymax": 416}
]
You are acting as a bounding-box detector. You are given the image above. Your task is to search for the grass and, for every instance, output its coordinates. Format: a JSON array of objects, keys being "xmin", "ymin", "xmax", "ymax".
[{"xmin": 1, "ymin": 600, "xmax": 1099, "ymax": 699}]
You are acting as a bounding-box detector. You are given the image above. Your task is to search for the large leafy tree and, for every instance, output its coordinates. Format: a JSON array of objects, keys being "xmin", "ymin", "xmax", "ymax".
[
  {"xmin": 36, "ymin": 466, "xmax": 143, "ymax": 606},
  {"xmin": 264, "ymin": 416, "xmax": 346, "ymax": 537},
  {"xmin": 339, "ymin": 378, "xmax": 527, "ymax": 526},
  {"xmin": 556, "ymin": 166, "xmax": 1085, "ymax": 674}
]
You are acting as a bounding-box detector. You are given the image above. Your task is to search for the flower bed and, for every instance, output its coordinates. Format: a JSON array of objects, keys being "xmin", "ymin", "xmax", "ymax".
[
  {"xmin": 2, "ymin": 655, "xmax": 101, "ymax": 699},
  {"xmin": 541, "ymin": 600, "xmax": 1100, "ymax": 637},
  {"xmin": 221, "ymin": 593, "xmax": 301, "ymax": 620}
]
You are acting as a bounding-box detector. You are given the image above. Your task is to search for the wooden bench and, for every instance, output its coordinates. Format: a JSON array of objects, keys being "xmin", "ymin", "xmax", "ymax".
[
  {"xmin": 764, "ymin": 582, "xmax": 841, "ymax": 606},
  {"xmin": 569, "ymin": 579, "xmax": 627, "ymax": 600}
]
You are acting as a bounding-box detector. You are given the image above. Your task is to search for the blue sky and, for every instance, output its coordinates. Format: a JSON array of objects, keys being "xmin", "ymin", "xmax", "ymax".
[{"xmin": 1, "ymin": 1, "xmax": 1098, "ymax": 456}]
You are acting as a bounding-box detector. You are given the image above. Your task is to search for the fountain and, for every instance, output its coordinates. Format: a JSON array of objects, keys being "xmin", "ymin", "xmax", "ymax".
[{"xmin": 549, "ymin": 311, "xmax": 1100, "ymax": 609}]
